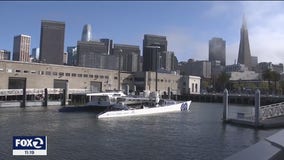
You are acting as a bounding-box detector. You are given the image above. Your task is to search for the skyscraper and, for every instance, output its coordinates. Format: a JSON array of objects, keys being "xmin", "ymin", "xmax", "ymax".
[
  {"xmin": 237, "ymin": 16, "xmax": 252, "ymax": 69},
  {"xmin": 13, "ymin": 34, "xmax": 31, "ymax": 62},
  {"xmin": 160, "ymin": 51, "xmax": 174, "ymax": 72},
  {"xmin": 77, "ymin": 41, "xmax": 107, "ymax": 68},
  {"xmin": 143, "ymin": 34, "xmax": 167, "ymax": 71},
  {"xmin": 100, "ymin": 38, "xmax": 113, "ymax": 55},
  {"xmin": 113, "ymin": 44, "xmax": 140, "ymax": 72},
  {"xmin": 0, "ymin": 50, "xmax": 11, "ymax": 60},
  {"xmin": 39, "ymin": 20, "xmax": 65, "ymax": 65},
  {"xmin": 209, "ymin": 37, "xmax": 226, "ymax": 66},
  {"xmin": 81, "ymin": 24, "xmax": 92, "ymax": 42},
  {"xmin": 31, "ymin": 48, "xmax": 40, "ymax": 60},
  {"xmin": 67, "ymin": 46, "xmax": 77, "ymax": 66},
  {"xmin": 63, "ymin": 52, "xmax": 68, "ymax": 64},
  {"xmin": 143, "ymin": 34, "xmax": 167, "ymax": 52},
  {"xmin": 251, "ymin": 56, "xmax": 258, "ymax": 69}
]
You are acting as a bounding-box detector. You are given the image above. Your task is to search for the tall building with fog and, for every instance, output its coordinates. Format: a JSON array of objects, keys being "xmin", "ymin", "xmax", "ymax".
[
  {"xmin": 39, "ymin": 20, "xmax": 65, "ymax": 65},
  {"xmin": 237, "ymin": 16, "xmax": 252, "ymax": 69},
  {"xmin": 13, "ymin": 34, "xmax": 31, "ymax": 62},
  {"xmin": 209, "ymin": 37, "xmax": 226, "ymax": 66}
]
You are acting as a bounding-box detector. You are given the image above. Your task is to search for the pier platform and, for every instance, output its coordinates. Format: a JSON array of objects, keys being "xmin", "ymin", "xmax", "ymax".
[
  {"xmin": 223, "ymin": 89, "xmax": 284, "ymax": 129},
  {"xmin": 225, "ymin": 129, "xmax": 284, "ymax": 160},
  {"xmin": 227, "ymin": 116, "xmax": 284, "ymax": 129}
]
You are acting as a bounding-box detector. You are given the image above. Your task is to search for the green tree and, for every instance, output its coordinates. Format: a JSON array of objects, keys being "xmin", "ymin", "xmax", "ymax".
[
  {"xmin": 262, "ymin": 69, "xmax": 280, "ymax": 94},
  {"xmin": 280, "ymin": 80, "xmax": 284, "ymax": 95},
  {"xmin": 271, "ymin": 71, "xmax": 280, "ymax": 94},
  {"xmin": 262, "ymin": 69, "xmax": 273, "ymax": 94},
  {"xmin": 216, "ymin": 72, "xmax": 230, "ymax": 92}
]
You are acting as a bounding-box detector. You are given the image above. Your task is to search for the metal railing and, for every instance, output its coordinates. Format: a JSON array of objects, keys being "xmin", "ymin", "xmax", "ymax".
[
  {"xmin": 260, "ymin": 102, "xmax": 284, "ymax": 120},
  {"xmin": 0, "ymin": 88, "xmax": 64, "ymax": 96},
  {"xmin": 0, "ymin": 88, "xmax": 91, "ymax": 96}
]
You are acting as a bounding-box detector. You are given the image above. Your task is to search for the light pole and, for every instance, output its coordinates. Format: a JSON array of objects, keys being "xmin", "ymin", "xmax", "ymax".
[
  {"xmin": 155, "ymin": 47, "xmax": 159, "ymax": 92},
  {"xmin": 118, "ymin": 49, "xmax": 122, "ymax": 91}
]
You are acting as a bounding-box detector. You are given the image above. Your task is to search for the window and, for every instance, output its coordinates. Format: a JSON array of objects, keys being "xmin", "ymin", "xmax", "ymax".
[
  {"xmin": 6, "ymin": 69, "xmax": 12, "ymax": 73},
  {"xmin": 114, "ymin": 76, "xmax": 117, "ymax": 79},
  {"xmin": 72, "ymin": 73, "xmax": 76, "ymax": 77},
  {"xmin": 84, "ymin": 74, "xmax": 88, "ymax": 78},
  {"xmin": 59, "ymin": 72, "xmax": 64, "ymax": 76},
  {"xmin": 31, "ymin": 70, "xmax": 36, "ymax": 74},
  {"xmin": 53, "ymin": 72, "xmax": 58, "ymax": 76},
  {"xmin": 104, "ymin": 75, "xmax": 109, "ymax": 79},
  {"xmin": 95, "ymin": 75, "xmax": 99, "ymax": 78},
  {"xmin": 45, "ymin": 71, "xmax": 51, "ymax": 75},
  {"xmin": 161, "ymin": 79, "xmax": 164, "ymax": 82},
  {"xmin": 78, "ymin": 74, "xmax": 82, "ymax": 77},
  {"xmin": 100, "ymin": 75, "xmax": 104, "ymax": 79},
  {"xmin": 89, "ymin": 75, "xmax": 93, "ymax": 78},
  {"xmin": 0, "ymin": 68, "xmax": 4, "ymax": 72},
  {"xmin": 66, "ymin": 73, "xmax": 70, "ymax": 77},
  {"xmin": 24, "ymin": 70, "xmax": 29, "ymax": 73},
  {"xmin": 15, "ymin": 70, "xmax": 21, "ymax": 73},
  {"xmin": 192, "ymin": 84, "xmax": 194, "ymax": 92}
]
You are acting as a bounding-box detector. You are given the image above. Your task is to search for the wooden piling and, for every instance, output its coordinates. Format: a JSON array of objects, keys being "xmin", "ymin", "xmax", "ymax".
[
  {"xmin": 43, "ymin": 88, "xmax": 48, "ymax": 107},
  {"xmin": 168, "ymin": 87, "xmax": 171, "ymax": 100},
  {"xmin": 21, "ymin": 84, "xmax": 26, "ymax": 108},
  {"xmin": 61, "ymin": 89, "xmax": 66, "ymax": 106}
]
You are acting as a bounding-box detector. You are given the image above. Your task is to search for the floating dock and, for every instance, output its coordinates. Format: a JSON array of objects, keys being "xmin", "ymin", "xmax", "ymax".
[{"xmin": 223, "ymin": 89, "xmax": 284, "ymax": 129}]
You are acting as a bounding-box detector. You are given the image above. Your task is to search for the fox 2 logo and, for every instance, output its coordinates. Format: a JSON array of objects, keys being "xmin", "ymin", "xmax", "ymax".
[
  {"xmin": 13, "ymin": 136, "xmax": 46, "ymax": 150},
  {"xmin": 13, "ymin": 136, "xmax": 47, "ymax": 156}
]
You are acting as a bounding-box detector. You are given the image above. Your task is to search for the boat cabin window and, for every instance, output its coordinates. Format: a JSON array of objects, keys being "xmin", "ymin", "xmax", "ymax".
[
  {"xmin": 117, "ymin": 97, "xmax": 126, "ymax": 102},
  {"xmin": 91, "ymin": 96, "xmax": 109, "ymax": 102}
]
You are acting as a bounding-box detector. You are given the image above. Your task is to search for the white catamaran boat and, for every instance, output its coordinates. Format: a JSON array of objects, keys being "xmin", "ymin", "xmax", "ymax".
[{"xmin": 97, "ymin": 99, "xmax": 191, "ymax": 119}]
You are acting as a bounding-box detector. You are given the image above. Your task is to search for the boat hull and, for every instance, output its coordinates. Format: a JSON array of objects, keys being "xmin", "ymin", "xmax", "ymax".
[{"xmin": 97, "ymin": 101, "xmax": 191, "ymax": 119}]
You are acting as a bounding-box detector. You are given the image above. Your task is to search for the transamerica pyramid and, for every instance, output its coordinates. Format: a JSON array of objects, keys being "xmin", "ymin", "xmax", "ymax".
[{"xmin": 237, "ymin": 15, "xmax": 252, "ymax": 69}]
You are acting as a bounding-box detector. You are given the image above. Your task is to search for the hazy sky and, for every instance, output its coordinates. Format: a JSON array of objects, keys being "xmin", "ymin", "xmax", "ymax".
[{"xmin": 0, "ymin": 1, "xmax": 283, "ymax": 65}]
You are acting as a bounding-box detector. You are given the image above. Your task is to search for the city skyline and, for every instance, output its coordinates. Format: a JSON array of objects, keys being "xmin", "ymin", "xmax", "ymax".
[{"xmin": 1, "ymin": 1, "xmax": 284, "ymax": 65}]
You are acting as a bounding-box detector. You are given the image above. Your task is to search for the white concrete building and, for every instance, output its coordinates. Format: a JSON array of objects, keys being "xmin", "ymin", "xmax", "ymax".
[{"xmin": 229, "ymin": 71, "xmax": 260, "ymax": 81}]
